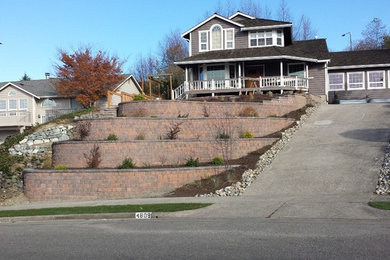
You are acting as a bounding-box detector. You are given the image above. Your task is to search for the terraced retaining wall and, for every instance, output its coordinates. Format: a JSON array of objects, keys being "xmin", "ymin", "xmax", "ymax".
[
  {"xmin": 78, "ymin": 117, "xmax": 294, "ymax": 141},
  {"xmin": 24, "ymin": 166, "xmax": 230, "ymax": 201},
  {"xmin": 118, "ymin": 95, "xmax": 307, "ymax": 118},
  {"xmin": 52, "ymin": 138, "xmax": 277, "ymax": 168}
]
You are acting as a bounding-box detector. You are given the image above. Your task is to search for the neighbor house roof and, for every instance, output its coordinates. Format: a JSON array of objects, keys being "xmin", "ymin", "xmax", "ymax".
[
  {"xmin": 175, "ymin": 39, "xmax": 330, "ymax": 65},
  {"xmin": 111, "ymin": 74, "xmax": 143, "ymax": 93},
  {"xmin": 0, "ymin": 79, "xmax": 60, "ymax": 98},
  {"xmin": 329, "ymin": 49, "xmax": 390, "ymax": 69}
]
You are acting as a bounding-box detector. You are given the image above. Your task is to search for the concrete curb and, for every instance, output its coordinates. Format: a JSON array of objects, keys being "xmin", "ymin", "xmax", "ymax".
[{"xmin": 0, "ymin": 212, "xmax": 177, "ymax": 223}]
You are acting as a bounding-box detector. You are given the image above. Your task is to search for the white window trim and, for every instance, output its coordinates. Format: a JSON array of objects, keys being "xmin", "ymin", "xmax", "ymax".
[
  {"xmin": 8, "ymin": 99, "xmax": 17, "ymax": 111},
  {"xmin": 224, "ymin": 28, "xmax": 235, "ymax": 49},
  {"xmin": 0, "ymin": 99, "xmax": 6, "ymax": 111},
  {"xmin": 347, "ymin": 72, "xmax": 365, "ymax": 90},
  {"xmin": 287, "ymin": 63, "xmax": 306, "ymax": 77},
  {"xmin": 8, "ymin": 90, "xmax": 17, "ymax": 96},
  {"xmin": 198, "ymin": 30, "xmax": 208, "ymax": 52},
  {"xmin": 19, "ymin": 98, "xmax": 28, "ymax": 110},
  {"xmin": 210, "ymin": 24, "xmax": 223, "ymax": 51},
  {"xmin": 276, "ymin": 29, "xmax": 284, "ymax": 46},
  {"xmin": 328, "ymin": 73, "xmax": 345, "ymax": 91},
  {"xmin": 367, "ymin": 70, "xmax": 385, "ymax": 89},
  {"xmin": 248, "ymin": 29, "xmax": 284, "ymax": 48}
]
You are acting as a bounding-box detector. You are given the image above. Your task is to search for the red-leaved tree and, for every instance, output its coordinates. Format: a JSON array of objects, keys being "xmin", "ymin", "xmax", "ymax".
[{"xmin": 55, "ymin": 47, "xmax": 124, "ymax": 108}]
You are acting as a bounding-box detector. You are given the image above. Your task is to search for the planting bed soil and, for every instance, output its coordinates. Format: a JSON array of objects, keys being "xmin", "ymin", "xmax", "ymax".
[{"xmin": 188, "ymin": 93, "xmax": 280, "ymax": 103}]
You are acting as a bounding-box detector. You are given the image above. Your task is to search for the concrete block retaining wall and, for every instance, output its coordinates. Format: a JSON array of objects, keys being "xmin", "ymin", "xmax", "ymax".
[
  {"xmin": 77, "ymin": 117, "xmax": 294, "ymax": 141},
  {"xmin": 24, "ymin": 166, "xmax": 230, "ymax": 201},
  {"xmin": 117, "ymin": 95, "xmax": 307, "ymax": 118},
  {"xmin": 52, "ymin": 138, "xmax": 277, "ymax": 169}
]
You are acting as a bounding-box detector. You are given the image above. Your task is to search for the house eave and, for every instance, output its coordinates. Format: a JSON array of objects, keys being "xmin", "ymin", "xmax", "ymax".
[
  {"xmin": 0, "ymin": 82, "xmax": 41, "ymax": 99},
  {"xmin": 175, "ymin": 56, "xmax": 329, "ymax": 66},
  {"xmin": 228, "ymin": 12, "xmax": 255, "ymax": 20},
  {"xmin": 328, "ymin": 63, "xmax": 390, "ymax": 70},
  {"xmin": 241, "ymin": 24, "xmax": 292, "ymax": 31}
]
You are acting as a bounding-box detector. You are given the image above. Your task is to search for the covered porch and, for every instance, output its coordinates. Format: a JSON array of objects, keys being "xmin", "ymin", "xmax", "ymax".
[{"xmin": 173, "ymin": 60, "xmax": 311, "ymax": 100}]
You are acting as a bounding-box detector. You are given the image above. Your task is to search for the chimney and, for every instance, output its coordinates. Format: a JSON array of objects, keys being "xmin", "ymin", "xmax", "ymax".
[{"xmin": 45, "ymin": 72, "xmax": 50, "ymax": 79}]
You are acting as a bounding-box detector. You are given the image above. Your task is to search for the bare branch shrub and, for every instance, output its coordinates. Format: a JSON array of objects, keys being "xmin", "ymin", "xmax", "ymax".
[
  {"xmin": 212, "ymin": 119, "xmax": 238, "ymax": 168},
  {"xmin": 165, "ymin": 122, "xmax": 184, "ymax": 140},
  {"xmin": 77, "ymin": 121, "xmax": 91, "ymax": 140},
  {"xmin": 84, "ymin": 144, "xmax": 102, "ymax": 168},
  {"xmin": 202, "ymin": 105, "xmax": 210, "ymax": 117},
  {"xmin": 238, "ymin": 106, "xmax": 259, "ymax": 117}
]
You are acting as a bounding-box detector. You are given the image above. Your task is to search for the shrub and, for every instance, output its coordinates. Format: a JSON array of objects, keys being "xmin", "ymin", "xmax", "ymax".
[
  {"xmin": 84, "ymin": 144, "xmax": 101, "ymax": 169},
  {"xmin": 238, "ymin": 106, "xmax": 258, "ymax": 117},
  {"xmin": 177, "ymin": 112, "xmax": 189, "ymax": 118},
  {"xmin": 216, "ymin": 133, "xmax": 230, "ymax": 139},
  {"xmin": 77, "ymin": 121, "xmax": 91, "ymax": 140},
  {"xmin": 165, "ymin": 122, "xmax": 183, "ymax": 140},
  {"xmin": 267, "ymin": 114, "xmax": 278, "ymax": 118},
  {"xmin": 133, "ymin": 94, "xmax": 147, "ymax": 101},
  {"xmin": 185, "ymin": 157, "xmax": 199, "ymax": 167},
  {"xmin": 54, "ymin": 164, "xmax": 68, "ymax": 170},
  {"xmin": 241, "ymin": 131, "xmax": 254, "ymax": 138},
  {"xmin": 106, "ymin": 134, "xmax": 118, "ymax": 141},
  {"xmin": 117, "ymin": 158, "xmax": 136, "ymax": 169},
  {"xmin": 119, "ymin": 114, "xmax": 126, "ymax": 117},
  {"xmin": 202, "ymin": 105, "xmax": 210, "ymax": 117},
  {"xmin": 211, "ymin": 157, "xmax": 224, "ymax": 165},
  {"xmin": 135, "ymin": 133, "xmax": 145, "ymax": 140}
]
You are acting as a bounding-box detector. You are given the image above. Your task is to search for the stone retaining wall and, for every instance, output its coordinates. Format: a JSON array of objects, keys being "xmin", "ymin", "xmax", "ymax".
[
  {"xmin": 24, "ymin": 166, "xmax": 230, "ymax": 201},
  {"xmin": 77, "ymin": 117, "xmax": 294, "ymax": 141},
  {"xmin": 118, "ymin": 95, "xmax": 307, "ymax": 118},
  {"xmin": 52, "ymin": 138, "xmax": 277, "ymax": 168}
]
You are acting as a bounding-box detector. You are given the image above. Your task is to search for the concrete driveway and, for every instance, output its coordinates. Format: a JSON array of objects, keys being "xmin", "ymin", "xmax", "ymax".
[{"xmin": 186, "ymin": 103, "xmax": 390, "ymax": 219}]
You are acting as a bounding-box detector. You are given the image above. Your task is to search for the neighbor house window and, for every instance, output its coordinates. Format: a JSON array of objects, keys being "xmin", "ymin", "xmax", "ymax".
[
  {"xmin": 8, "ymin": 99, "xmax": 17, "ymax": 110},
  {"xmin": 0, "ymin": 100, "xmax": 6, "ymax": 111},
  {"xmin": 19, "ymin": 99, "xmax": 28, "ymax": 110},
  {"xmin": 42, "ymin": 99, "xmax": 57, "ymax": 107},
  {"xmin": 225, "ymin": 28, "xmax": 234, "ymax": 49},
  {"xmin": 199, "ymin": 31, "xmax": 208, "ymax": 51},
  {"xmin": 329, "ymin": 73, "xmax": 344, "ymax": 90},
  {"xmin": 249, "ymin": 30, "xmax": 273, "ymax": 47},
  {"xmin": 211, "ymin": 25, "xmax": 222, "ymax": 50},
  {"xmin": 347, "ymin": 72, "xmax": 365, "ymax": 90},
  {"xmin": 8, "ymin": 90, "xmax": 16, "ymax": 96},
  {"xmin": 368, "ymin": 71, "xmax": 385, "ymax": 89}
]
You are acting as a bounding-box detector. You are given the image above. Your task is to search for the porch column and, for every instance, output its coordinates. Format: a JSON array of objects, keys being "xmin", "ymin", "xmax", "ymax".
[
  {"xmin": 280, "ymin": 61, "xmax": 284, "ymax": 87},
  {"xmin": 185, "ymin": 66, "xmax": 189, "ymax": 99},
  {"xmin": 238, "ymin": 63, "xmax": 242, "ymax": 88}
]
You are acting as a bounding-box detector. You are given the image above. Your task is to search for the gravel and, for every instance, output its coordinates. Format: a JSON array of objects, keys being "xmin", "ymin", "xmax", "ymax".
[{"xmin": 375, "ymin": 143, "xmax": 390, "ymax": 195}]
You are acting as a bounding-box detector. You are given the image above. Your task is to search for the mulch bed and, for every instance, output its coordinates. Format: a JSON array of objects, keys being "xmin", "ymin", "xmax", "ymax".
[{"xmin": 188, "ymin": 93, "xmax": 280, "ymax": 103}]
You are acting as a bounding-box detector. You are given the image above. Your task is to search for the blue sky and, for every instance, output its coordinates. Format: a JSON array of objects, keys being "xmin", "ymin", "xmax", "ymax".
[{"xmin": 0, "ymin": 0, "xmax": 389, "ymax": 82}]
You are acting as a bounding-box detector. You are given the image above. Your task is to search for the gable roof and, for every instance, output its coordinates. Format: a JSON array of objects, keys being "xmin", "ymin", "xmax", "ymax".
[
  {"xmin": 175, "ymin": 39, "xmax": 330, "ymax": 65},
  {"xmin": 112, "ymin": 74, "xmax": 143, "ymax": 93},
  {"xmin": 239, "ymin": 18, "xmax": 292, "ymax": 30},
  {"xmin": 229, "ymin": 11, "xmax": 255, "ymax": 20},
  {"xmin": 0, "ymin": 79, "xmax": 60, "ymax": 98},
  {"xmin": 329, "ymin": 49, "xmax": 390, "ymax": 69}
]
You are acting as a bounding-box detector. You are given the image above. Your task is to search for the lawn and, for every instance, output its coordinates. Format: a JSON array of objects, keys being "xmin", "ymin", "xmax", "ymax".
[
  {"xmin": 0, "ymin": 203, "xmax": 212, "ymax": 218},
  {"xmin": 368, "ymin": 201, "xmax": 390, "ymax": 210}
]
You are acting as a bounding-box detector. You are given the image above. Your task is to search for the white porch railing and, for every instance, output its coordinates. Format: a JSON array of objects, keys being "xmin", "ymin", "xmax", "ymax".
[
  {"xmin": 0, "ymin": 111, "xmax": 31, "ymax": 127},
  {"xmin": 172, "ymin": 76, "xmax": 309, "ymax": 99}
]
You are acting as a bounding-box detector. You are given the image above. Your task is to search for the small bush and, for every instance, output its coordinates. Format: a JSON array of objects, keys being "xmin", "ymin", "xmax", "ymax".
[
  {"xmin": 211, "ymin": 157, "xmax": 224, "ymax": 165},
  {"xmin": 177, "ymin": 112, "xmax": 189, "ymax": 118},
  {"xmin": 119, "ymin": 114, "xmax": 126, "ymax": 117},
  {"xmin": 202, "ymin": 105, "xmax": 210, "ymax": 117},
  {"xmin": 216, "ymin": 133, "xmax": 230, "ymax": 140},
  {"xmin": 117, "ymin": 158, "xmax": 136, "ymax": 169},
  {"xmin": 238, "ymin": 106, "xmax": 258, "ymax": 117},
  {"xmin": 54, "ymin": 164, "xmax": 68, "ymax": 170},
  {"xmin": 135, "ymin": 133, "xmax": 145, "ymax": 140},
  {"xmin": 241, "ymin": 131, "xmax": 254, "ymax": 138},
  {"xmin": 77, "ymin": 121, "xmax": 91, "ymax": 140},
  {"xmin": 165, "ymin": 122, "xmax": 183, "ymax": 140},
  {"xmin": 84, "ymin": 144, "xmax": 101, "ymax": 169},
  {"xmin": 106, "ymin": 134, "xmax": 118, "ymax": 141},
  {"xmin": 185, "ymin": 157, "xmax": 199, "ymax": 167},
  {"xmin": 133, "ymin": 94, "xmax": 147, "ymax": 101},
  {"xmin": 267, "ymin": 114, "xmax": 278, "ymax": 118}
]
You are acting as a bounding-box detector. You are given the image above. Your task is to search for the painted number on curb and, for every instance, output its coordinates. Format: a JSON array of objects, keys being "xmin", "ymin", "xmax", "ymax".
[{"xmin": 135, "ymin": 212, "xmax": 152, "ymax": 219}]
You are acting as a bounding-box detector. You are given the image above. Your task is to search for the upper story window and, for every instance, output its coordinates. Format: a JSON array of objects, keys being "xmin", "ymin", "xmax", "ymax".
[
  {"xmin": 368, "ymin": 71, "xmax": 385, "ymax": 89},
  {"xmin": 8, "ymin": 90, "xmax": 16, "ymax": 96},
  {"xmin": 42, "ymin": 99, "xmax": 57, "ymax": 107},
  {"xmin": 249, "ymin": 30, "xmax": 284, "ymax": 47},
  {"xmin": 329, "ymin": 73, "xmax": 344, "ymax": 91},
  {"xmin": 199, "ymin": 31, "xmax": 208, "ymax": 52},
  {"xmin": 225, "ymin": 29, "xmax": 234, "ymax": 49},
  {"xmin": 8, "ymin": 99, "xmax": 17, "ymax": 110},
  {"xmin": 347, "ymin": 72, "xmax": 365, "ymax": 90},
  {"xmin": 19, "ymin": 99, "xmax": 28, "ymax": 110},
  {"xmin": 0, "ymin": 100, "xmax": 6, "ymax": 111},
  {"xmin": 210, "ymin": 25, "xmax": 223, "ymax": 50}
]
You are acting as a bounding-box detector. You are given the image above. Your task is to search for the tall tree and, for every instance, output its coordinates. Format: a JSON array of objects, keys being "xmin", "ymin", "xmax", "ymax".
[
  {"xmin": 132, "ymin": 53, "xmax": 160, "ymax": 83},
  {"xmin": 240, "ymin": 0, "xmax": 261, "ymax": 18},
  {"xmin": 294, "ymin": 15, "xmax": 316, "ymax": 40},
  {"xmin": 55, "ymin": 47, "xmax": 124, "ymax": 108},
  {"xmin": 278, "ymin": 0, "xmax": 292, "ymax": 22},
  {"xmin": 354, "ymin": 18, "xmax": 389, "ymax": 50},
  {"xmin": 20, "ymin": 73, "xmax": 31, "ymax": 81}
]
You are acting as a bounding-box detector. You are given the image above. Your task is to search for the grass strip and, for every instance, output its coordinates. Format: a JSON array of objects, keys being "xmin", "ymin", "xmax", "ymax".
[
  {"xmin": 368, "ymin": 201, "xmax": 390, "ymax": 210},
  {"xmin": 0, "ymin": 203, "xmax": 212, "ymax": 218}
]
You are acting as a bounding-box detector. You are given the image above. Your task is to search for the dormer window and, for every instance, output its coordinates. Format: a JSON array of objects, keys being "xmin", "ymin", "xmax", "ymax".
[
  {"xmin": 249, "ymin": 30, "xmax": 284, "ymax": 47},
  {"xmin": 210, "ymin": 25, "xmax": 223, "ymax": 50}
]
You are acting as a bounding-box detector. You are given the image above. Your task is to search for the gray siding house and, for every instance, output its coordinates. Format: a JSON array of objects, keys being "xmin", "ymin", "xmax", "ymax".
[{"xmin": 174, "ymin": 11, "xmax": 390, "ymax": 103}]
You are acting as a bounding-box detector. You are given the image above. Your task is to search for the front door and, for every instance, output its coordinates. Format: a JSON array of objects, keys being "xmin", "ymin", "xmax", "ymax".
[{"xmin": 245, "ymin": 65, "xmax": 264, "ymax": 88}]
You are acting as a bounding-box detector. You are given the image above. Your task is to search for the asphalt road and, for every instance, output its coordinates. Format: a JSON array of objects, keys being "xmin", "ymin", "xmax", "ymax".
[{"xmin": 0, "ymin": 218, "xmax": 390, "ymax": 259}]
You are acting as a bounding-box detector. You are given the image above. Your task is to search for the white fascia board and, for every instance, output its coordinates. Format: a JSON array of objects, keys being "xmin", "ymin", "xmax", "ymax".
[
  {"xmin": 229, "ymin": 12, "xmax": 255, "ymax": 20},
  {"xmin": 181, "ymin": 14, "xmax": 244, "ymax": 39},
  {"xmin": 0, "ymin": 82, "xmax": 40, "ymax": 99},
  {"xmin": 175, "ymin": 55, "xmax": 327, "ymax": 65},
  {"xmin": 328, "ymin": 63, "xmax": 390, "ymax": 70},
  {"xmin": 241, "ymin": 24, "xmax": 292, "ymax": 31}
]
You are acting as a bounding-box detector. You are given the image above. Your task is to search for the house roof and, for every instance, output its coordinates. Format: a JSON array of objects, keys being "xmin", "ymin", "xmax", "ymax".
[
  {"xmin": 175, "ymin": 39, "xmax": 330, "ymax": 65},
  {"xmin": 229, "ymin": 11, "xmax": 255, "ymax": 20},
  {"xmin": 112, "ymin": 74, "xmax": 143, "ymax": 93},
  {"xmin": 239, "ymin": 18, "xmax": 292, "ymax": 29},
  {"xmin": 329, "ymin": 49, "xmax": 390, "ymax": 69}
]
